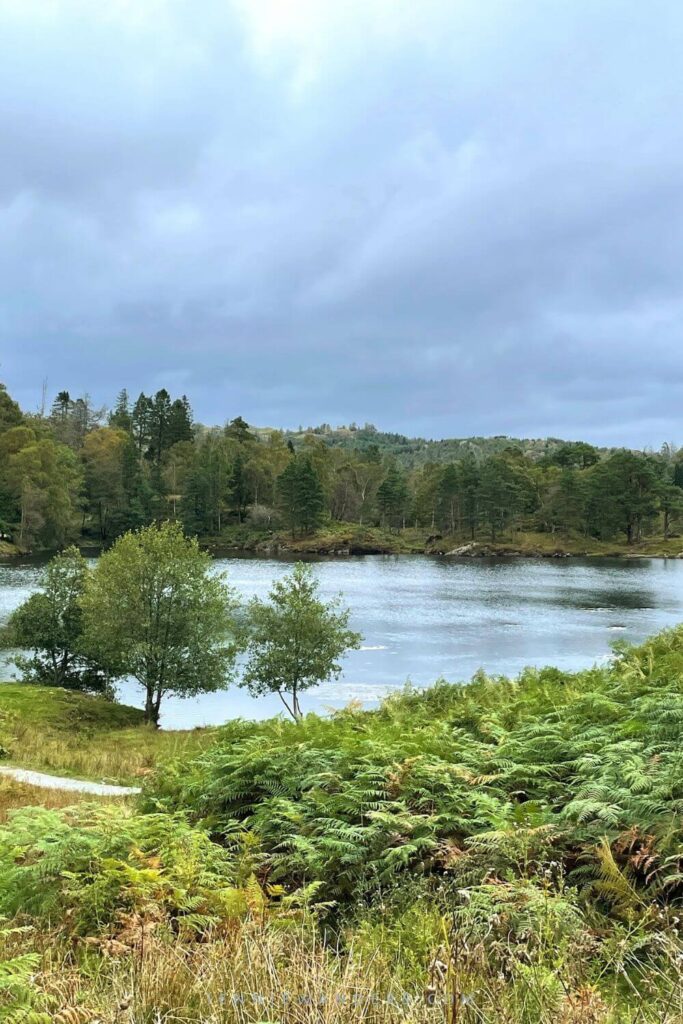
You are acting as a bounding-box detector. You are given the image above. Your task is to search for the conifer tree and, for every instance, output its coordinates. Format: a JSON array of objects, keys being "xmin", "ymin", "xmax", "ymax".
[{"xmin": 109, "ymin": 388, "xmax": 132, "ymax": 432}]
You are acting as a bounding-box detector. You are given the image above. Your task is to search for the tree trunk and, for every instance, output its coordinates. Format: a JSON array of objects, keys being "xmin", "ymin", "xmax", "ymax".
[
  {"xmin": 145, "ymin": 685, "xmax": 161, "ymax": 727},
  {"xmin": 292, "ymin": 686, "xmax": 302, "ymax": 723}
]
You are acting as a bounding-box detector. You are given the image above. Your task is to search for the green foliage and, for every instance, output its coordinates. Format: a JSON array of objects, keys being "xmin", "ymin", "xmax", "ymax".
[
  {"xmin": 3, "ymin": 382, "xmax": 683, "ymax": 551},
  {"xmin": 82, "ymin": 521, "xmax": 241, "ymax": 724},
  {"xmin": 585, "ymin": 450, "xmax": 660, "ymax": 543},
  {"xmin": 241, "ymin": 563, "xmax": 362, "ymax": 720},
  {"xmin": 0, "ymin": 426, "xmax": 82, "ymax": 550},
  {"xmin": 8, "ymin": 548, "xmax": 109, "ymax": 694},
  {"xmin": 0, "ymin": 805, "xmax": 248, "ymax": 938},
  {"xmin": 376, "ymin": 464, "xmax": 409, "ymax": 530},
  {"xmin": 2, "ymin": 621, "xmax": 683, "ymax": 1021},
  {"xmin": 276, "ymin": 455, "xmax": 326, "ymax": 536},
  {"xmin": 0, "ymin": 925, "xmax": 49, "ymax": 1023},
  {"xmin": 0, "ymin": 385, "xmax": 23, "ymax": 436},
  {"xmin": 154, "ymin": 627, "xmax": 683, "ymax": 905},
  {"xmin": 81, "ymin": 427, "xmax": 132, "ymax": 540}
]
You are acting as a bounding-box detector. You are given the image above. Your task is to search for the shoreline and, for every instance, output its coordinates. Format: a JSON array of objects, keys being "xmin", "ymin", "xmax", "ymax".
[{"xmin": 3, "ymin": 532, "xmax": 683, "ymax": 563}]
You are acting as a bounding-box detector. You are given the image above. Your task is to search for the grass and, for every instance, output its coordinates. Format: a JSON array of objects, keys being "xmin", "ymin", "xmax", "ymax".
[
  {"xmin": 0, "ymin": 683, "xmax": 216, "ymax": 786},
  {"xmin": 0, "ymin": 776, "xmax": 128, "ymax": 820},
  {"xmin": 13, "ymin": 913, "xmax": 683, "ymax": 1023}
]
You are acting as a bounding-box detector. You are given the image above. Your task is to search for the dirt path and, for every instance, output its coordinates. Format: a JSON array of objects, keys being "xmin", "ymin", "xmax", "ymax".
[{"xmin": 0, "ymin": 766, "xmax": 141, "ymax": 796}]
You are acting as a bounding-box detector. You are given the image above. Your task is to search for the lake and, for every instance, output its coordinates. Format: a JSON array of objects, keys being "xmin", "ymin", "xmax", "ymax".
[{"xmin": 1, "ymin": 554, "xmax": 683, "ymax": 728}]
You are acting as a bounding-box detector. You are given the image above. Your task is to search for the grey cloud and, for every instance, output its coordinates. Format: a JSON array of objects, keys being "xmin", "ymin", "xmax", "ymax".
[{"xmin": 1, "ymin": 0, "xmax": 683, "ymax": 446}]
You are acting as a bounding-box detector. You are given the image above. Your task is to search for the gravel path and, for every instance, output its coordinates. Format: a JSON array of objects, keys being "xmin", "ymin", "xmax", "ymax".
[{"xmin": 0, "ymin": 766, "xmax": 141, "ymax": 796}]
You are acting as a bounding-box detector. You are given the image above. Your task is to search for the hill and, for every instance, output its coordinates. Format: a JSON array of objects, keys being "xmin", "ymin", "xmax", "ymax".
[{"xmin": 274, "ymin": 423, "xmax": 611, "ymax": 468}]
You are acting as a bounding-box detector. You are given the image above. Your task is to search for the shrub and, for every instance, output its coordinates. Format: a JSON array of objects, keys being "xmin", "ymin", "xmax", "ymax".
[{"xmin": 0, "ymin": 805, "xmax": 254, "ymax": 938}]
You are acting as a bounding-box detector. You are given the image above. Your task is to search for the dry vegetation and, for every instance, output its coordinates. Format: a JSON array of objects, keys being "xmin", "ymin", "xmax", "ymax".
[
  {"xmin": 0, "ymin": 776, "xmax": 128, "ymax": 820},
  {"xmin": 0, "ymin": 683, "xmax": 216, "ymax": 784}
]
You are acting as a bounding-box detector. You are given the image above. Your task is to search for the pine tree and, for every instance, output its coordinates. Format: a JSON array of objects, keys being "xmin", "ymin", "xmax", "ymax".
[
  {"xmin": 438, "ymin": 463, "xmax": 460, "ymax": 533},
  {"xmin": 225, "ymin": 415, "xmax": 255, "ymax": 444},
  {"xmin": 460, "ymin": 454, "xmax": 480, "ymax": 539},
  {"xmin": 131, "ymin": 393, "xmax": 153, "ymax": 457},
  {"xmin": 109, "ymin": 388, "xmax": 132, "ymax": 432},
  {"xmin": 276, "ymin": 456, "xmax": 325, "ymax": 536},
  {"xmin": 181, "ymin": 464, "xmax": 211, "ymax": 536},
  {"xmin": 377, "ymin": 465, "xmax": 408, "ymax": 530},
  {"xmin": 168, "ymin": 395, "xmax": 194, "ymax": 446},
  {"xmin": 229, "ymin": 451, "xmax": 250, "ymax": 523},
  {"xmin": 276, "ymin": 459, "xmax": 299, "ymax": 536},
  {"xmin": 297, "ymin": 458, "xmax": 325, "ymax": 534},
  {"xmin": 149, "ymin": 389, "xmax": 172, "ymax": 465}
]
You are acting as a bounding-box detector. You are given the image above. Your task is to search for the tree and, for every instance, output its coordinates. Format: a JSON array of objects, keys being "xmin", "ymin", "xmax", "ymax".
[
  {"xmin": 50, "ymin": 390, "xmax": 72, "ymax": 424},
  {"xmin": 109, "ymin": 389, "xmax": 132, "ymax": 433},
  {"xmin": 50, "ymin": 392, "xmax": 103, "ymax": 448},
  {"xmin": 241, "ymin": 563, "xmax": 361, "ymax": 721},
  {"xmin": 148, "ymin": 389, "xmax": 172, "ymax": 465},
  {"xmin": 131, "ymin": 393, "xmax": 153, "ymax": 457},
  {"xmin": 276, "ymin": 456, "xmax": 325, "ymax": 536},
  {"xmin": 437, "ymin": 463, "xmax": 460, "ymax": 533},
  {"xmin": 81, "ymin": 427, "xmax": 129, "ymax": 540},
  {"xmin": 478, "ymin": 452, "xmax": 533, "ymax": 541},
  {"xmin": 659, "ymin": 482, "xmax": 683, "ymax": 539},
  {"xmin": 459, "ymin": 454, "xmax": 480, "ymax": 539},
  {"xmin": 586, "ymin": 451, "xmax": 659, "ymax": 543},
  {"xmin": 296, "ymin": 458, "xmax": 325, "ymax": 534},
  {"xmin": 0, "ymin": 382, "xmax": 23, "ymax": 434},
  {"xmin": 9, "ymin": 547, "xmax": 109, "ymax": 693},
  {"xmin": 167, "ymin": 396, "xmax": 194, "ymax": 447},
  {"xmin": 376, "ymin": 465, "xmax": 408, "ymax": 530},
  {"xmin": 0, "ymin": 427, "xmax": 82, "ymax": 548},
  {"xmin": 82, "ymin": 521, "xmax": 240, "ymax": 725},
  {"xmin": 229, "ymin": 451, "xmax": 250, "ymax": 523},
  {"xmin": 225, "ymin": 415, "xmax": 255, "ymax": 444},
  {"xmin": 537, "ymin": 466, "xmax": 586, "ymax": 536},
  {"xmin": 180, "ymin": 461, "xmax": 212, "ymax": 536},
  {"xmin": 547, "ymin": 441, "xmax": 599, "ymax": 470}
]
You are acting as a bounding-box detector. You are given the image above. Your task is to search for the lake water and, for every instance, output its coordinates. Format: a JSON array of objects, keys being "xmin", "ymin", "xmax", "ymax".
[{"xmin": 1, "ymin": 554, "xmax": 683, "ymax": 728}]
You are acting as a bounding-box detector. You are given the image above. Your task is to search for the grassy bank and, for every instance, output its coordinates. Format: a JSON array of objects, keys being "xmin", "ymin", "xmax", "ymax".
[
  {"xmin": 203, "ymin": 522, "xmax": 683, "ymax": 558},
  {"xmin": 430, "ymin": 530, "xmax": 683, "ymax": 558},
  {"xmin": 6, "ymin": 524, "xmax": 683, "ymax": 561},
  {"xmin": 204, "ymin": 521, "xmax": 430, "ymax": 555},
  {"xmin": 0, "ymin": 684, "xmax": 215, "ymax": 785}
]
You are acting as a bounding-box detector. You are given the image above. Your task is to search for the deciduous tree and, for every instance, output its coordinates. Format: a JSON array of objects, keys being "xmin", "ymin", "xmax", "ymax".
[
  {"xmin": 9, "ymin": 547, "xmax": 108, "ymax": 693},
  {"xmin": 241, "ymin": 563, "xmax": 361, "ymax": 721},
  {"xmin": 82, "ymin": 521, "xmax": 240, "ymax": 725}
]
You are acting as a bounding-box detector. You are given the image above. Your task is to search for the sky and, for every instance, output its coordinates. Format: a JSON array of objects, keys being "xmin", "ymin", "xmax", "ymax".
[{"xmin": 1, "ymin": 0, "xmax": 682, "ymax": 446}]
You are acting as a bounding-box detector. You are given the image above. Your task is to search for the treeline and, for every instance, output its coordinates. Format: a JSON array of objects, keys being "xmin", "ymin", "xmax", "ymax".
[
  {"xmin": 2, "ymin": 379, "xmax": 683, "ymax": 549},
  {"xmin": 281, "ymin": 421, "xmax": 577, "ymax": 467}
]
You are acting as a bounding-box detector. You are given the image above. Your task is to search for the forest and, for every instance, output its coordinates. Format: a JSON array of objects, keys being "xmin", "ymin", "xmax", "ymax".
[{"xmin": 1, "ymin": 380, "xmax": 683, "ymax": 553}]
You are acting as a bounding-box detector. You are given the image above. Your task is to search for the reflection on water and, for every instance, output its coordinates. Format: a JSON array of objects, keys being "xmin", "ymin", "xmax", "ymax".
[{"xmin": 1, "ymin": 554, "xmax": 683, "ymax": 728}]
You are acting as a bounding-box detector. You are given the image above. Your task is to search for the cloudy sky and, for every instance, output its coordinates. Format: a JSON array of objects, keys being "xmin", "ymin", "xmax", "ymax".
[{"xmin": 1, "ymin": 0, "xmax": 682, "ymax": 445}]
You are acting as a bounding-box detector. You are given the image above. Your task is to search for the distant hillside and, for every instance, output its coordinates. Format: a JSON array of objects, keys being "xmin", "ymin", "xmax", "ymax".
[{"xmin": 270, "ymin": 423, "xmax": 610, "ymax": 468}]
